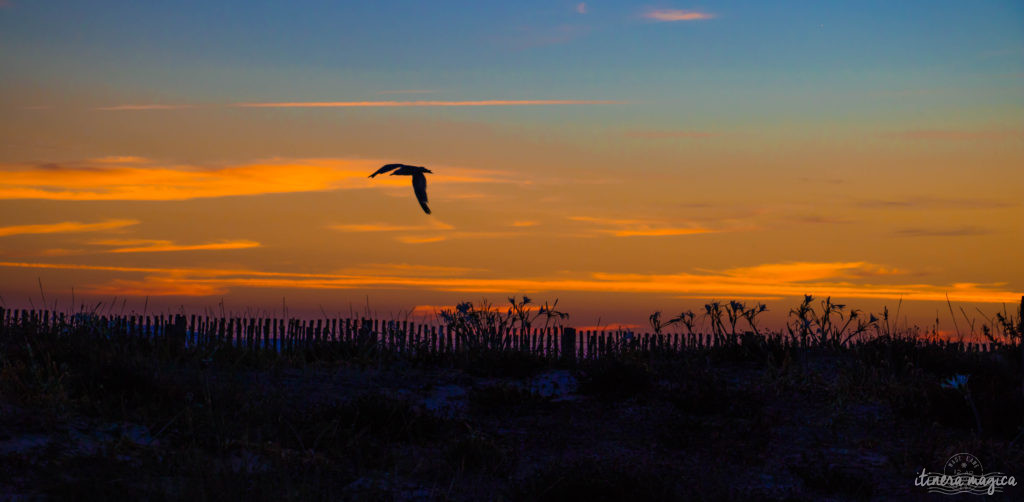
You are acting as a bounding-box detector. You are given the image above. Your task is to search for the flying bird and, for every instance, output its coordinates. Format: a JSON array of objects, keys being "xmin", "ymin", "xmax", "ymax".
[{"xmin": 369, "ymin": 163, "xmax": 433, "ymax": 215}]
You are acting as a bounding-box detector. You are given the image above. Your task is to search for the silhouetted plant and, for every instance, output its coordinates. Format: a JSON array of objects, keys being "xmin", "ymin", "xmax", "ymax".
[
  {"xmin": 787, "ymin": 295, "xmax": 876, "ymax": 347},
  {"xmin": 724, "ymin": 300, "xmax": 745, "ymax": 339},
  {"xmin": 669, "ymin": 310, "xmax": 697, "ymax": 336},
  {"xmin": 703, "ymin": 301, "xmax": 727, "ymax": 341},
  {"xmin": 537, "ymin": 299, "xmax": 569, "ymax": 331},
  {"xmin": 982, "ymin": 296, "xmax": 1023, "ymax": 348},
  {"xmin": 509, "ymin": 295, "xmax": 536, "ymax": 333},
  {"xmin": 742, "ymin": 302, "xmax": 769, "ymax": 336},
  {"xmin": 649, "ymin": 311, "xmax": 666, "ymax": 336},
  {"xmin": 439, "ymin": 296, "xmax": 566, "ymax": 353},
  {"xmin": 788, "ymin": 295, "xmax": 815, "ymax": 346}
]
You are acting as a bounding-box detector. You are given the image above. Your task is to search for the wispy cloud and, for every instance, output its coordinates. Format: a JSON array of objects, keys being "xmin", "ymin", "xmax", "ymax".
[
  {"xmin": 569, "ymin": 216, "xmax": 717, "ymax": 237},
  {"xmin": 95, "ymin": 104, "xmax": 195, "ymax": 111},
  {"xmin": 394, "ymin": 230, "xmax": 522, "ymax": 244},
  {"xmin": 624, "ymin": 130, "xmax": 718, "ymax": 139},
  {"xmin": 0, "ymin": 219, "xmax": 138, "ymax": 237},
  {"xmin": 396, "ymin": 236, "xmax": 449, "ymax": 244},
  {"xmin": 337, "ymin": 263, "xmax": 484, "ymax": 277},
  {"xmin": 643, "ymin": 9, "xmax": 715, "ymax": 22},
  {"xmin": 511, "ymin": 221, "xmax": 539, "ymax": 227},
  {"xmin": 330, "ymin": 221, "xmax": 454, "ymax": 233},
  {"xmin": 857, "ymin": 197, "xmax": 1014, "ymax": 210},
  {"xmin": 87, "ymin": 99, "xmax": 622, "ymax": 110},
  {"xmin": 894, "ymin": 226, "xmax": 991, "ymax": 237},
  {"xmin": 411, "ymin": 304, "xmax": 457, "ymax": 316},
  {"xmin": 716, "ymin": 262, "xmax": 907, "ymax": 283},
  {"xmin": 0, "ymin": 158, "xmax": 519, "ymax": 201},
  {"xmin": 576, "ymin": 2, "xmax": 587, "ymax": 14},
  {"xmin": 569, "ymin": 216, "xmax": 648, "ymax": 226},
  {"xmin": 612, "ymin": 228, "xmax": 716, "ymax": 237},
  {"xmin": 84, "ymin": 277, "xmax": 229, "ymax": 297},
  {"xmin": 39, "ymin": 248, "xmax": 84, "ymax": 257},
  {"xmin": 791, "ymin": 214, "xmax": 855, "ymax": 225},
  {"xmin": 89, "ymin": 156, "xmax": 150, "ymax": 164},
  {"xmin": 374, "ymin": 89, "xmax": 437, "ymax": 95},
  {"xmin": 885, "ymin": 128, "xmax": 1023, "ymax": 141},
  {"xmin": 232, "ymin": 99, "xmax": 621, "ymax": 108},
  {"xmin": 673, "ymin": 294, "xmax": 784, "ymax": 301},
  {"xmin": 90, "ymin": 239, "xmax": 261, "ymax": 253},
  {"xmin": 1, "ymin": 260, "xmax": 1018, "ymax": 303}
]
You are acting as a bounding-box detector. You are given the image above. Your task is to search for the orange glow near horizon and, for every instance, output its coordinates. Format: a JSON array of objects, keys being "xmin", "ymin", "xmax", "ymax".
[
  {"xmin": 1, "ymin": 2, "xmax": 1021, "ymax": 329},
  {"xmin": 1, "ymin": 261, "xmax": 1019, "ymax": 305},
  {"xmin": 0, "ymin": 140, "xmax": 1020, "ymax": 328}
]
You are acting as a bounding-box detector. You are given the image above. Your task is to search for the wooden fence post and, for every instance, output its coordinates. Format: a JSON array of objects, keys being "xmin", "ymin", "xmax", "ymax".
[
  {"xmin": 561, "ymin": 327, "xmax": 576, "ymax": 364},
  {"xmin": 170, "ymin": 314, "xmax": 187, "ymax": 352}
]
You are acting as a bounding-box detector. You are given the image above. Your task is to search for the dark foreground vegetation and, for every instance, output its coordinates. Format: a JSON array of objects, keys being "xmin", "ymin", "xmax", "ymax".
[{"xmin": 1, "ymin": 297, "xmax": 1023, "ymax": 500}]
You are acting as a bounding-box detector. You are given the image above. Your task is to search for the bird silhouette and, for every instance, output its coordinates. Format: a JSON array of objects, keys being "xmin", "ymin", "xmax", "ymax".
[{"xmin": 369, "ymin": 163, "xmax": 433, "ymax": 215}]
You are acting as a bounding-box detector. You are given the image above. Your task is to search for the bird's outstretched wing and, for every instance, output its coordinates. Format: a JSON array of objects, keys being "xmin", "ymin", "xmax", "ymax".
[
  {"xmin": 412, "ymin": 172, "xmax": 431, "ymax": 215},
  {"xmin": 369, "ymin": 164, "xmax": 406, "ymax": 178}
]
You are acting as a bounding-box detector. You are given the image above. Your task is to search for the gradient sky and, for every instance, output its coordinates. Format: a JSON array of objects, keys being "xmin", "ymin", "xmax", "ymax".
[{"xmin": 1, "ymin": 1, "xmax": 1022, "ymax": 331}]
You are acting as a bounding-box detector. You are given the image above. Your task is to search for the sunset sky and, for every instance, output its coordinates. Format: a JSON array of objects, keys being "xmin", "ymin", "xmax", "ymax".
[{"xmin": 1, "ymin": 1, "xmax": 1022, "ymax": 330}]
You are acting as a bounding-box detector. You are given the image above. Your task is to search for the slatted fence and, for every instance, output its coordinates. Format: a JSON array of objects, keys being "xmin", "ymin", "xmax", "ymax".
[{"xmin": 0, "ymin": 307, "xmax": 1000, "ymax": 362}]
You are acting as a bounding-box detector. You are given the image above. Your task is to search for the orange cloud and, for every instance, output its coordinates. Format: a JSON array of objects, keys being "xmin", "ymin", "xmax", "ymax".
[
  {"xmin": 569, "ymin": 216, "xmax": 649, "ymax": 226},
  {"xmin": 512, "ymin": 221, "xmax": 539, "ymax": 227},
  {"xmin": 89, "ymin": 156, "xmax": 151, "ymax": 164},
  {"xmin": 394, "ymin": 231, "xmax": 521, "ymax": 244},
  {"xmin": 331, "ymin": 222, "xmax": 521, "ymax": 244},
  {"xmin": 331, "ymin": 221, "xmax": 454, "ymax": 232},
  {"xmin": 0, "ymin": 219, "xmax": 138, "ymax": 237},
  {"xmin": 720, "ymin": 262, "xmax": 905, "ymax": 283},
  {"xmin": 0, "ymin": 158, "xmax": 517, "ymax": 201},
  {"xmin": 1, "ymin": 260, "xmax": 1019, "ymax": 303},
  {"xmin": 673, "ymin": 295, "xmax": 784, "ymax": 301},
  {"xmin": 569, "ymin": 215, "xmax": 717, "ymax": 237},
  {"xmin": 643, "ymin": 9, "xmax": 715, "ymax": 21},
  {"xmin": 95, "ymin": 104, "xmax": 195, "ymax": 111},
  {"xmin": 39, "ymin": 248, "xmax": 84, "ymax": 257},
  {"xmin": 338, "ymin": 263, "xmax": 484, "ymax": 277},
  {"xmin": 612, "ymin": 228, "xmax": 714, "ymax": 237},
  {"xmin": 411, "ymin": 304, "xmax": 456, "ymax": 315},
  {"xmin": 232, "ymin": 100, "xmax": 622, "ymax": 108},
  {"xmin": 89, "ymin": 239, "xmax": 261, "ymax": 253},
  {"xmin": 894, "ymin": 226, "xmax": 990, "ymax": 237},
  {"xmin": 396, "ymin": 236, "xmax": 448, "ymax": 244}
]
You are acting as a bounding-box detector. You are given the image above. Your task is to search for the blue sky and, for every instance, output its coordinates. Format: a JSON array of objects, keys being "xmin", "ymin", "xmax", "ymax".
[{"xmin": 3, "ymin": 1, "xmax": 1021, "ymax": 106}]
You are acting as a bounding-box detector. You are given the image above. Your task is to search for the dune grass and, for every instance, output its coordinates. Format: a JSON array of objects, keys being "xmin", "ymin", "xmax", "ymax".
[{"xmin": 1, "ymin": 297, "xmax": 1022, "ymax": 499}]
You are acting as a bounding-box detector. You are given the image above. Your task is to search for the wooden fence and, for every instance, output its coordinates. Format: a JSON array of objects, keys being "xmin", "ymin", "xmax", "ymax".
[{"xmin": 0, "ymin": 307, "xmax": 999, "ymax": 361}]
